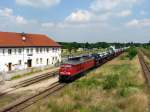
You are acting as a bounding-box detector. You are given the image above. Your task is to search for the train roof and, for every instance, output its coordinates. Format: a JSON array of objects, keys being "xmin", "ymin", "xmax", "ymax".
[{"xmin": 63, "ymin": 55, "xmax": 93, "ymax": 65}]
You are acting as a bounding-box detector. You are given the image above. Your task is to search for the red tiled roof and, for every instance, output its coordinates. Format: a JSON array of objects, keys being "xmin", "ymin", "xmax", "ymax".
[{"xmin": 0, "ymin": 32, "xmax": 61, "ymax": 47}]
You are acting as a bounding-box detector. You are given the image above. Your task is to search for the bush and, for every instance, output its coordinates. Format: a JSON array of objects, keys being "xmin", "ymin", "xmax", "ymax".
[
  {"xmin": 127, "ymin": 47, "xmax": 137, "ymax": 60},
  {"xmin": 119, "ymin": 87, "xmax": 130, "ymax": 97},
  {"xmin": 75, "ymin": 78, "xmax": 101, "ymax": 88},
  {"xmin": 102, "ymin": 74, "xmax": 119, "ymax": 90}
]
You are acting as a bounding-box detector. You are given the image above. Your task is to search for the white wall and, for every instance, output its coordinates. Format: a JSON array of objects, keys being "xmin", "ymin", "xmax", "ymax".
[{"xmin": 0, "ymin": 47, "xmax": 61, "ymax": 72}]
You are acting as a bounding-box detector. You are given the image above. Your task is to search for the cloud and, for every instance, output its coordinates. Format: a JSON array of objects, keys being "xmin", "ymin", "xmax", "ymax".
[
  {"xmin": 0, "ymin": 8, "xmax": 13, "ymax": 17},
  {"xmin": 65, "ymin": 10, "xmax": 91, "ymax": 23},
  {"xmin": 16, "ymin": 16, "xmax": 27, "ymax": 24},
  {"xmin": 126, "ymin": 19, "xmax": 150, "ymax": 28},
  {"xmin": 64, "ymin": 0, "xmax": 137, "ymax": 25},
  {"xmin": 117, "ymin": 10, "xmax": 132, "ymax": 17},
  {"xmin": 0, "ymin": 8, "xmax": 29, "ymax": 27},
  {"xmin": 90, "ymin": 0, "xmax": 139, "ymax": 12},
  {"xmin": 90, "ymin": 0, "xmax": 120, "ymax": 12},
  {"xmin": 16, "ymin": 0, "xmax": 61, "ymax": 7}
]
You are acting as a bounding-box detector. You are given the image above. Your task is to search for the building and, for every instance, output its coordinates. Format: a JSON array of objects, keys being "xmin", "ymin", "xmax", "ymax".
[{"xmin": 0, "ymin": 32, "xmax": 61, "ymax": 72}]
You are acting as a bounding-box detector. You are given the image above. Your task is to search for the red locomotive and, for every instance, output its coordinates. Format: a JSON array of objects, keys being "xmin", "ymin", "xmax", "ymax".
[{"xmin": 59, "ymin": 56, "xmax": 95, "ymax": 81}]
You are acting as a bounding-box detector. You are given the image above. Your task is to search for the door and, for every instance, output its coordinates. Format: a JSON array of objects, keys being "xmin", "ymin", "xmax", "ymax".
[
  {"xmin": 27, "ymin": 59, "xmax": 32, "ymax": 67},
  {"xmin": 47, "ymin": 59, "xmax": 49, "ymax": 65},
  {"xmin": 8, "ymin": 63, "xmax": 12, "ymax": 71}
]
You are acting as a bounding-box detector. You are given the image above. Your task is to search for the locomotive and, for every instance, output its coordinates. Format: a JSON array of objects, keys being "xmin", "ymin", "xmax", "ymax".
[{"xmin": 59, "ymin": 48, "xmax": 125, "ymax": 82}]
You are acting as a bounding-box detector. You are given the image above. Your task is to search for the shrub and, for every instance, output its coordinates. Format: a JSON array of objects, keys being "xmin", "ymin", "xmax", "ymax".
[
  {"xmin": 127, "ymin": 47, "xmax": 137, "ymax": 60},
  {"xmin": 102, "ymin": 74, "xmax": 119, "ymax": 90},
  {"xmin": 75, "ymin": 78, "xmax": 101, "ymax": 88},
  {"xmin": 119, "ymin": 87, "xmax": 130, "ymax": 97}
]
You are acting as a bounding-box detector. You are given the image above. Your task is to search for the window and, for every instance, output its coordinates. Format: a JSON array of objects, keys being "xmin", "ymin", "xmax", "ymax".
[
  {"xmin": 52, "ymin": 48, "xmax": 55, "ymax": 52},
  {"xmin": 26, "ymin": 48, "xmax": 29, "ymax": 54},
  {"xmin": 47, "ymin": 58, "xmax": 49, "ymax": 65},
  {"xmin": 8, "ymin": 49, "xmax": 12, "ymax": 55},
  {"xmin": 55, "ymin": 57, "xmax": 57, "ymax": 61},
  {"xmin": 14, "ymin": 49, "xmax": 17, "ymax": 54},
  {"xmin": 18, "ymin": 49, "xmax": 22, "ymax": 54},
  {"xmin": 40, "ymin": 58, "xmax": 42, "ymax": 64},
  {"xmin": 46, "ymin": 48, "xmax": 49, "ymax": 53},
  {"xmin": 40, "ymin": 48, "xmax": 42, "ymax": 53},
  {"xmin": 36, "ymin": 58, "xmax": 39, "ymax": 64},
  {"xmin": 31, "ymin": 48, "xmax": 33, "ymax": 53},
  {"xmin": 49, "ymin": 48, "xmax": 51, "ymax": 52},
  {"xmin": 3, "ymin": 49, "xmax": 5, "ymax": 55},
  {"xmin": 18, "ymin": 60, "xmax": 22, "ymax": 65},
  {"xmin": 55, "ymin": 48, "xmax": 57, "ymax": 52},
  {"xmin": 36, "ymin": 48, "xmax": 39, "ymax": 53}
]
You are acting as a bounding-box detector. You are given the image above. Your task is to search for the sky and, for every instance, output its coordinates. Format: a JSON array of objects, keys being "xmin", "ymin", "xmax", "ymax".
[{"xmin": 0, "ymin": 0, "xmax": 149, "ymax": 43}]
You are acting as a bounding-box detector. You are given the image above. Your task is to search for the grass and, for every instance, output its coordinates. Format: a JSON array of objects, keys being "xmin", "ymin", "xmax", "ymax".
[{"xmin": 24, "ymin": 53, "xmax": 148, "ymax": 112}]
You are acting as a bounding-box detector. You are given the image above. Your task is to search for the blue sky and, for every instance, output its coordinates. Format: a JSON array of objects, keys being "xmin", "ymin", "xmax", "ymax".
[{"xmin": 0, "ymin": 0, "xmax": 149, "ymax": 43}]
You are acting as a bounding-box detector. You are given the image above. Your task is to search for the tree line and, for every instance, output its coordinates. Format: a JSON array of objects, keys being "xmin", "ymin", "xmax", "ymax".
[{"xmin": 58, "ymin": 41, "xmax": 150, "ymax": 50}]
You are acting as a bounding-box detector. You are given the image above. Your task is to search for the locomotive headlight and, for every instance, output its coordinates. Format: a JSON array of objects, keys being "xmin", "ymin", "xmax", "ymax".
[{"xmin": 67, "ymin": 72, "xmax": 71, "ymax": 75}]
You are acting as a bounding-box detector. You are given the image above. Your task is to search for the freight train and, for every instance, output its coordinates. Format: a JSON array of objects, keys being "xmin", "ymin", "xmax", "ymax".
[{"xmin": 59, "ymin": 47, "xmax": 126, "ymax": 82}]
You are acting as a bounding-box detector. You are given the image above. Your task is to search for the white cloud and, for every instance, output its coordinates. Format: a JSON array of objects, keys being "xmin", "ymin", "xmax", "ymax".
[
  {"xmin": 0, "ymin": 8, "xmax": 29, "ymax": 26},
  {"xmin": 16, "ymin": 16, "xmax": 27, "ymax": 24},
  {"xmin": 16, "ymin": 0, "xmax": 61, "ymax": 7},
  {"xmin": 0, "ymin": 8, "xmax": 13, "ymax": 17},
  {"xmin": 65, "ymin": 10, "xmax": 91, "ymax": 23},
  {"xmin": 90, "ymin": 0, "xmax": 139, "ymax": 12},
  {"xmin": 117, "ymin": 10, "xmax": 132, "ymax": 17},
  {"xmin": 126, "ymin": 19, "xmax": 150, "ymax": 28},
  {"xmin": 90, "ymin": 0, "xmax": 120, "ymax": 12}
]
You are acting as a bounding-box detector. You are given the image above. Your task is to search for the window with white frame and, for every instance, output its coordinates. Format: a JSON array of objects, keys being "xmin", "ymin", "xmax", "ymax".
[
  {"xmin": 36, "ymin": 48, "xmax": 39, "ymax": 53},
  {"xmin": 31, "ymin": 48, "xmax": 33, "ymax": 53},
  {"xmin": 26, "ymin": 48, "xmax": 29, "ymax": 54},
  {"xmin": 36, "ymin": 58, "xmax": 39, "ymax": 64},
  {"xmin": 8, "ymin": 49, "xmax": 12, "ymax": 55},
  {"xmin": 46, "ymin": 48, "xmax": 49, "ymax": 53},
  {"xmin": 14, "ymin": 49, "xmax": 17, "ymax": 54},
  {"xmin": 3, "ymin": 49, "xmax": 5, "ymax": 55},
  {"xmin": 40, "ymin": 48, "xmax": 42, "ymax": 53},
  {"xmin": 40, "ymin": 58, "xmax": 42, "ymax": 64},
  {"xmin": 18, "ymin": 49, "xmax": 22, "ymax": 54}
]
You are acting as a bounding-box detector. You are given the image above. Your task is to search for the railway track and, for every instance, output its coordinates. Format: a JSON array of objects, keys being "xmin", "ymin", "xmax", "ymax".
[
  {"xmin": 138, "ymin": 50, "xmax": 150, "ymax": 111},
  {"xmin": 138, "ymin": 51, "xmax": 150, "ymax": 86},
  {"xmin": 0, "ymin": 81, "xmax": 65, "ymax": 112},
  {"xmin": 0, "ymin": 71, "xmax": 58, "ymax": 97}
]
